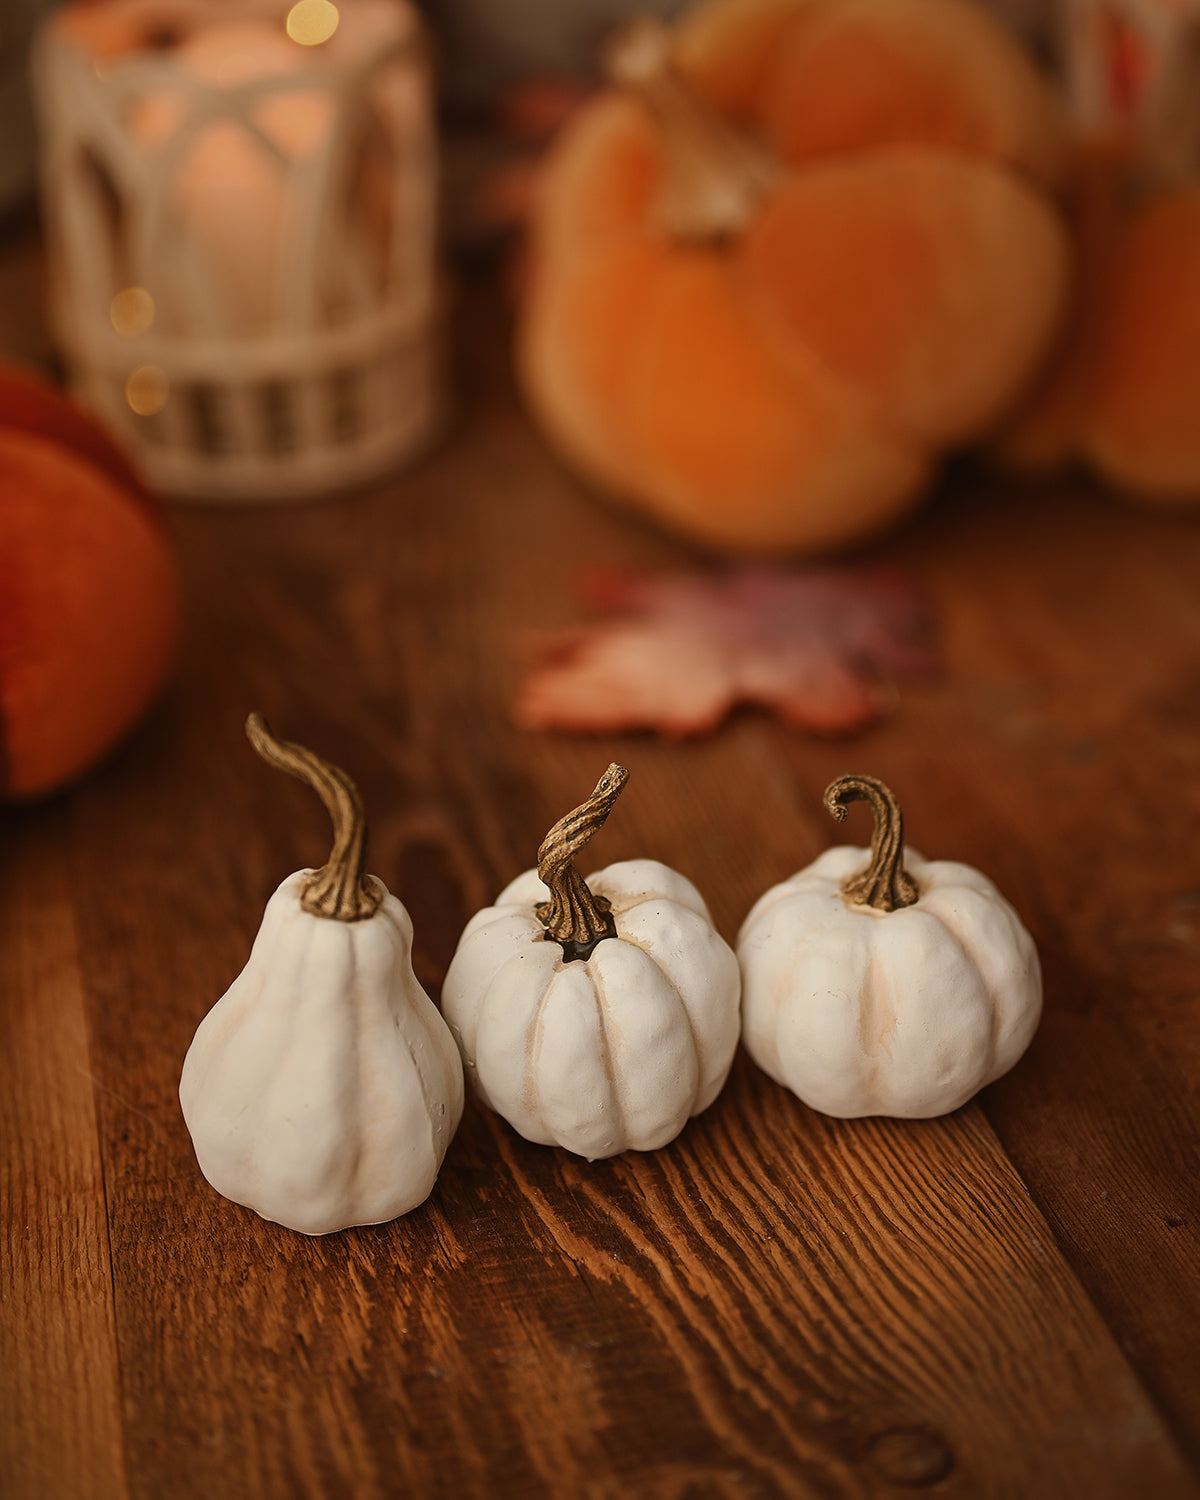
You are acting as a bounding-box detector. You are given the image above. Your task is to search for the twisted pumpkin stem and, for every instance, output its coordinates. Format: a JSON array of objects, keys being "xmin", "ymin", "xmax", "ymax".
[
  {"xmin": 536, "ymin": 763, "xmax": 630, "ymax": 960},
  {"xmin": 605, "ymin": 16, "xmax": 780, "ymax": 242},
  {"xmin": 246, "ymin": 713, "xmax": 381, "ymax": 922},
  {"xmin": 824, "ymin": 773, "xmax": 919, "ymax": 913}
]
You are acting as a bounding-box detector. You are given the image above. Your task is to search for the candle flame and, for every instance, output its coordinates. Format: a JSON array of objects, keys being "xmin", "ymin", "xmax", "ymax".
[
  {"xmin": 286, "ymin": 0, "xmax": 339, "ymax": 46},
  {"xmin": 125, "ymin": 366, "xmax": 169, "ymax": 417},
  {"xmin": 110, "ymin": 287, "xmax": 156, "ymax": 337}
]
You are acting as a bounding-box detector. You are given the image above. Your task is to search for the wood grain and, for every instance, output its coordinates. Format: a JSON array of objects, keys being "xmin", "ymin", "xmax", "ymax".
[
  {"xmin": 3, "ymin": 264, "xmax": 1200, "ymax": 1498},
  {"xmin": 891, "ymin": 478, "xmax": 1200, "ymax": 1468},
  {"xmin": 0, "ymin": 804, "xmax": 128, "ymax": 1500}
]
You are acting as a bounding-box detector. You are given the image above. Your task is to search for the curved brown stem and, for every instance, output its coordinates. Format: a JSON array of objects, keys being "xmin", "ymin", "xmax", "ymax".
[
  {"xmin": 605, "ymin": 16, "xmax": 780, "ymax": 242},
  {"xmin": 824, "ymin": 774, "xmax": 919, "ymax": 912},
  {"xmin": 536, "ymin": 763, "xmax": 630, "ymax": 960},
  {"xmin": 246, "ymin": 713, "xmax": 381, "ymax": 922}
]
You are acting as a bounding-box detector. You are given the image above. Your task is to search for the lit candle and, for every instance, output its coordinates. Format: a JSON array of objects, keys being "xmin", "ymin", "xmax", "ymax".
[{"xmin": 130, "ymin": 19, "xmax": 336, "ymax": 335}]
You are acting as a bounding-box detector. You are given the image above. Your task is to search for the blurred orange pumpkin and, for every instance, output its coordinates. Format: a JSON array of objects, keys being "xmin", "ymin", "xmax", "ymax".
[
  {"xmin": 517, "ymin": 0, "xmax": 1072, "ymax": 554},
  {"xmin": 0, "ymin": 366, "xmax": 180, "ymax": 799}
]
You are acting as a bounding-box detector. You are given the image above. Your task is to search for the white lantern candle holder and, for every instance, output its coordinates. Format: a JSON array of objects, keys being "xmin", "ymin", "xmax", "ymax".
[{"xmin": 33, "ymin": 0, "xmax": 446, "ymax": 501}]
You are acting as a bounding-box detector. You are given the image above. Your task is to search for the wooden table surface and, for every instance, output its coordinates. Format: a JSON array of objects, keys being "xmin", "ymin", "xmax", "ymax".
[{"xmin": 3, "ymin": 235, "xmax": 1200, "ymax": 1500}]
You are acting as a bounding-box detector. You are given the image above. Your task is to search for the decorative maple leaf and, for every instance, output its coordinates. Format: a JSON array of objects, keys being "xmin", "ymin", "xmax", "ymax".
[{"xmin": 514, "ymin": 563, "xmax": 935, "ymax": 737}]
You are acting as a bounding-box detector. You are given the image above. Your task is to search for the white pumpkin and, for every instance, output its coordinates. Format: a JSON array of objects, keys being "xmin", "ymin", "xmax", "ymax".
[
  {"xmin": 441, "ymin": 764, "xmax": 741, "ymax": 1159},
  {"xmin": 180, "ymin": 715, "xmax": 464, "ymax": 1235},
  {"xmin": 737, "ymin": 774, "xmax": 1041, "ymax": 1119}
]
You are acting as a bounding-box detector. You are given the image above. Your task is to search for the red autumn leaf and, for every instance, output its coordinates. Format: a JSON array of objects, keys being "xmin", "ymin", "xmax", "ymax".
[{"xmin": 515, "ymin": 563, "xmax": 934, "ymax": 737}]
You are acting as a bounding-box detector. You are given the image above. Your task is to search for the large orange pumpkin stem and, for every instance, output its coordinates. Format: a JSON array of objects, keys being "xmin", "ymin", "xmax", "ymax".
[{"xmin": 605, "ymin": 16, "xmax": 780, "ymax": 242}]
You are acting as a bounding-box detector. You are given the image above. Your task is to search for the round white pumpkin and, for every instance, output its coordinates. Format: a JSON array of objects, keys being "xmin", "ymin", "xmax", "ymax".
[
  {"xmin": 737, "ymin": 776, "xmax": 1042, "ymax": 1119},
  {"xmin": 441, "ymin": 858, "xmax": 741, "ymax": 1159}
]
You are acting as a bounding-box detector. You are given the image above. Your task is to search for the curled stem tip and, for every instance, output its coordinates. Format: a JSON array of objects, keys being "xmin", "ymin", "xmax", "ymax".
[
  {"xmin": 824, "ymin": 773, "xmax": 918, "ymax": 913},
  {"xmin": 245, "ymin": 712, "xmax": 380, "ymax": 922},
  {"xmin": 537, "ymin": 763, "xmax": 630, "ymax": 960}
]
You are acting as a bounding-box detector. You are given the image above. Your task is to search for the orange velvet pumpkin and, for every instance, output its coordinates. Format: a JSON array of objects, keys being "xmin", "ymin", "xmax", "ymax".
[
  {"xmin": 517, "ymin": 0, "xmax": 1072, "ymax": 553},
  {"xmin": 0, "ymin": 367, "xmax": 180, "ymax": 799},
  {"xmin": 1000, "ymin": 140, "xmax": 1200, "ymax": 503}
]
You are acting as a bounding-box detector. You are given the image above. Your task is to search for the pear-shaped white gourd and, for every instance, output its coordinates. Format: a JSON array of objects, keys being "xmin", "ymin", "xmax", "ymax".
[
  {"xmin": 737, "ymin": 774, "xmax": 1042, "ymax": 1119},
  {"xmin": 180, "ymin": 714, "xmax": 464, "ymax": 1235},
  {"xmin": 441, "ymin": 764, "xmax": 741, "ymax": 1160}
]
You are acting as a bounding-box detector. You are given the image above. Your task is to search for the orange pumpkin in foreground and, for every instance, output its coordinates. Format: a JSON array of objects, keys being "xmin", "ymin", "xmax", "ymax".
[
  {"xmin": 0, "ymin": 366, "xmax": 180, "ymax": 799},
  {"xmin": 1000, "ymin": 139, "xmax": 1200, "ymax": 503},
  {"xmin": 518, "ymin": 0, "xmax": 1072, "ymax": 553}
]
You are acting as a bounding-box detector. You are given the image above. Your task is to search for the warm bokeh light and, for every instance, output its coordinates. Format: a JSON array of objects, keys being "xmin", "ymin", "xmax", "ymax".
[
  {"xmin": 286, "ymin": 0, "xmax": 340, "ymax": 46},
  {"xmin": 125, "ymin": 365, "xmax": 169, "ymax": 416},
  {"xmin": 110, "ymin": 286, "xmax": 155, "ymax": 337}
]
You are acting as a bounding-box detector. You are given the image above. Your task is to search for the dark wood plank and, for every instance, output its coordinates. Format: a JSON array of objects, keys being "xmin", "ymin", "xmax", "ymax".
[
  {"xmin": 63, "ymin": 762, "xmax": 1200, "ymax": 1500},
  {"xmin": 5, "ymin": 258, "xmax": 1200, "ymax": 1497},
  {"xmin": 63, "ymin": 716, "xmax": 1200, "ymax": 1499},
  {"xmin": 0, "ymin": 803, "xmax": 129, "ymax": 1500},
  {"xmin": 888, "ymin": 475, "xmax": 1200, "ymax": 1467},
  {"xmin": 38, "ymin": 283, "xmax": 1193, "ymax": 1497}
]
